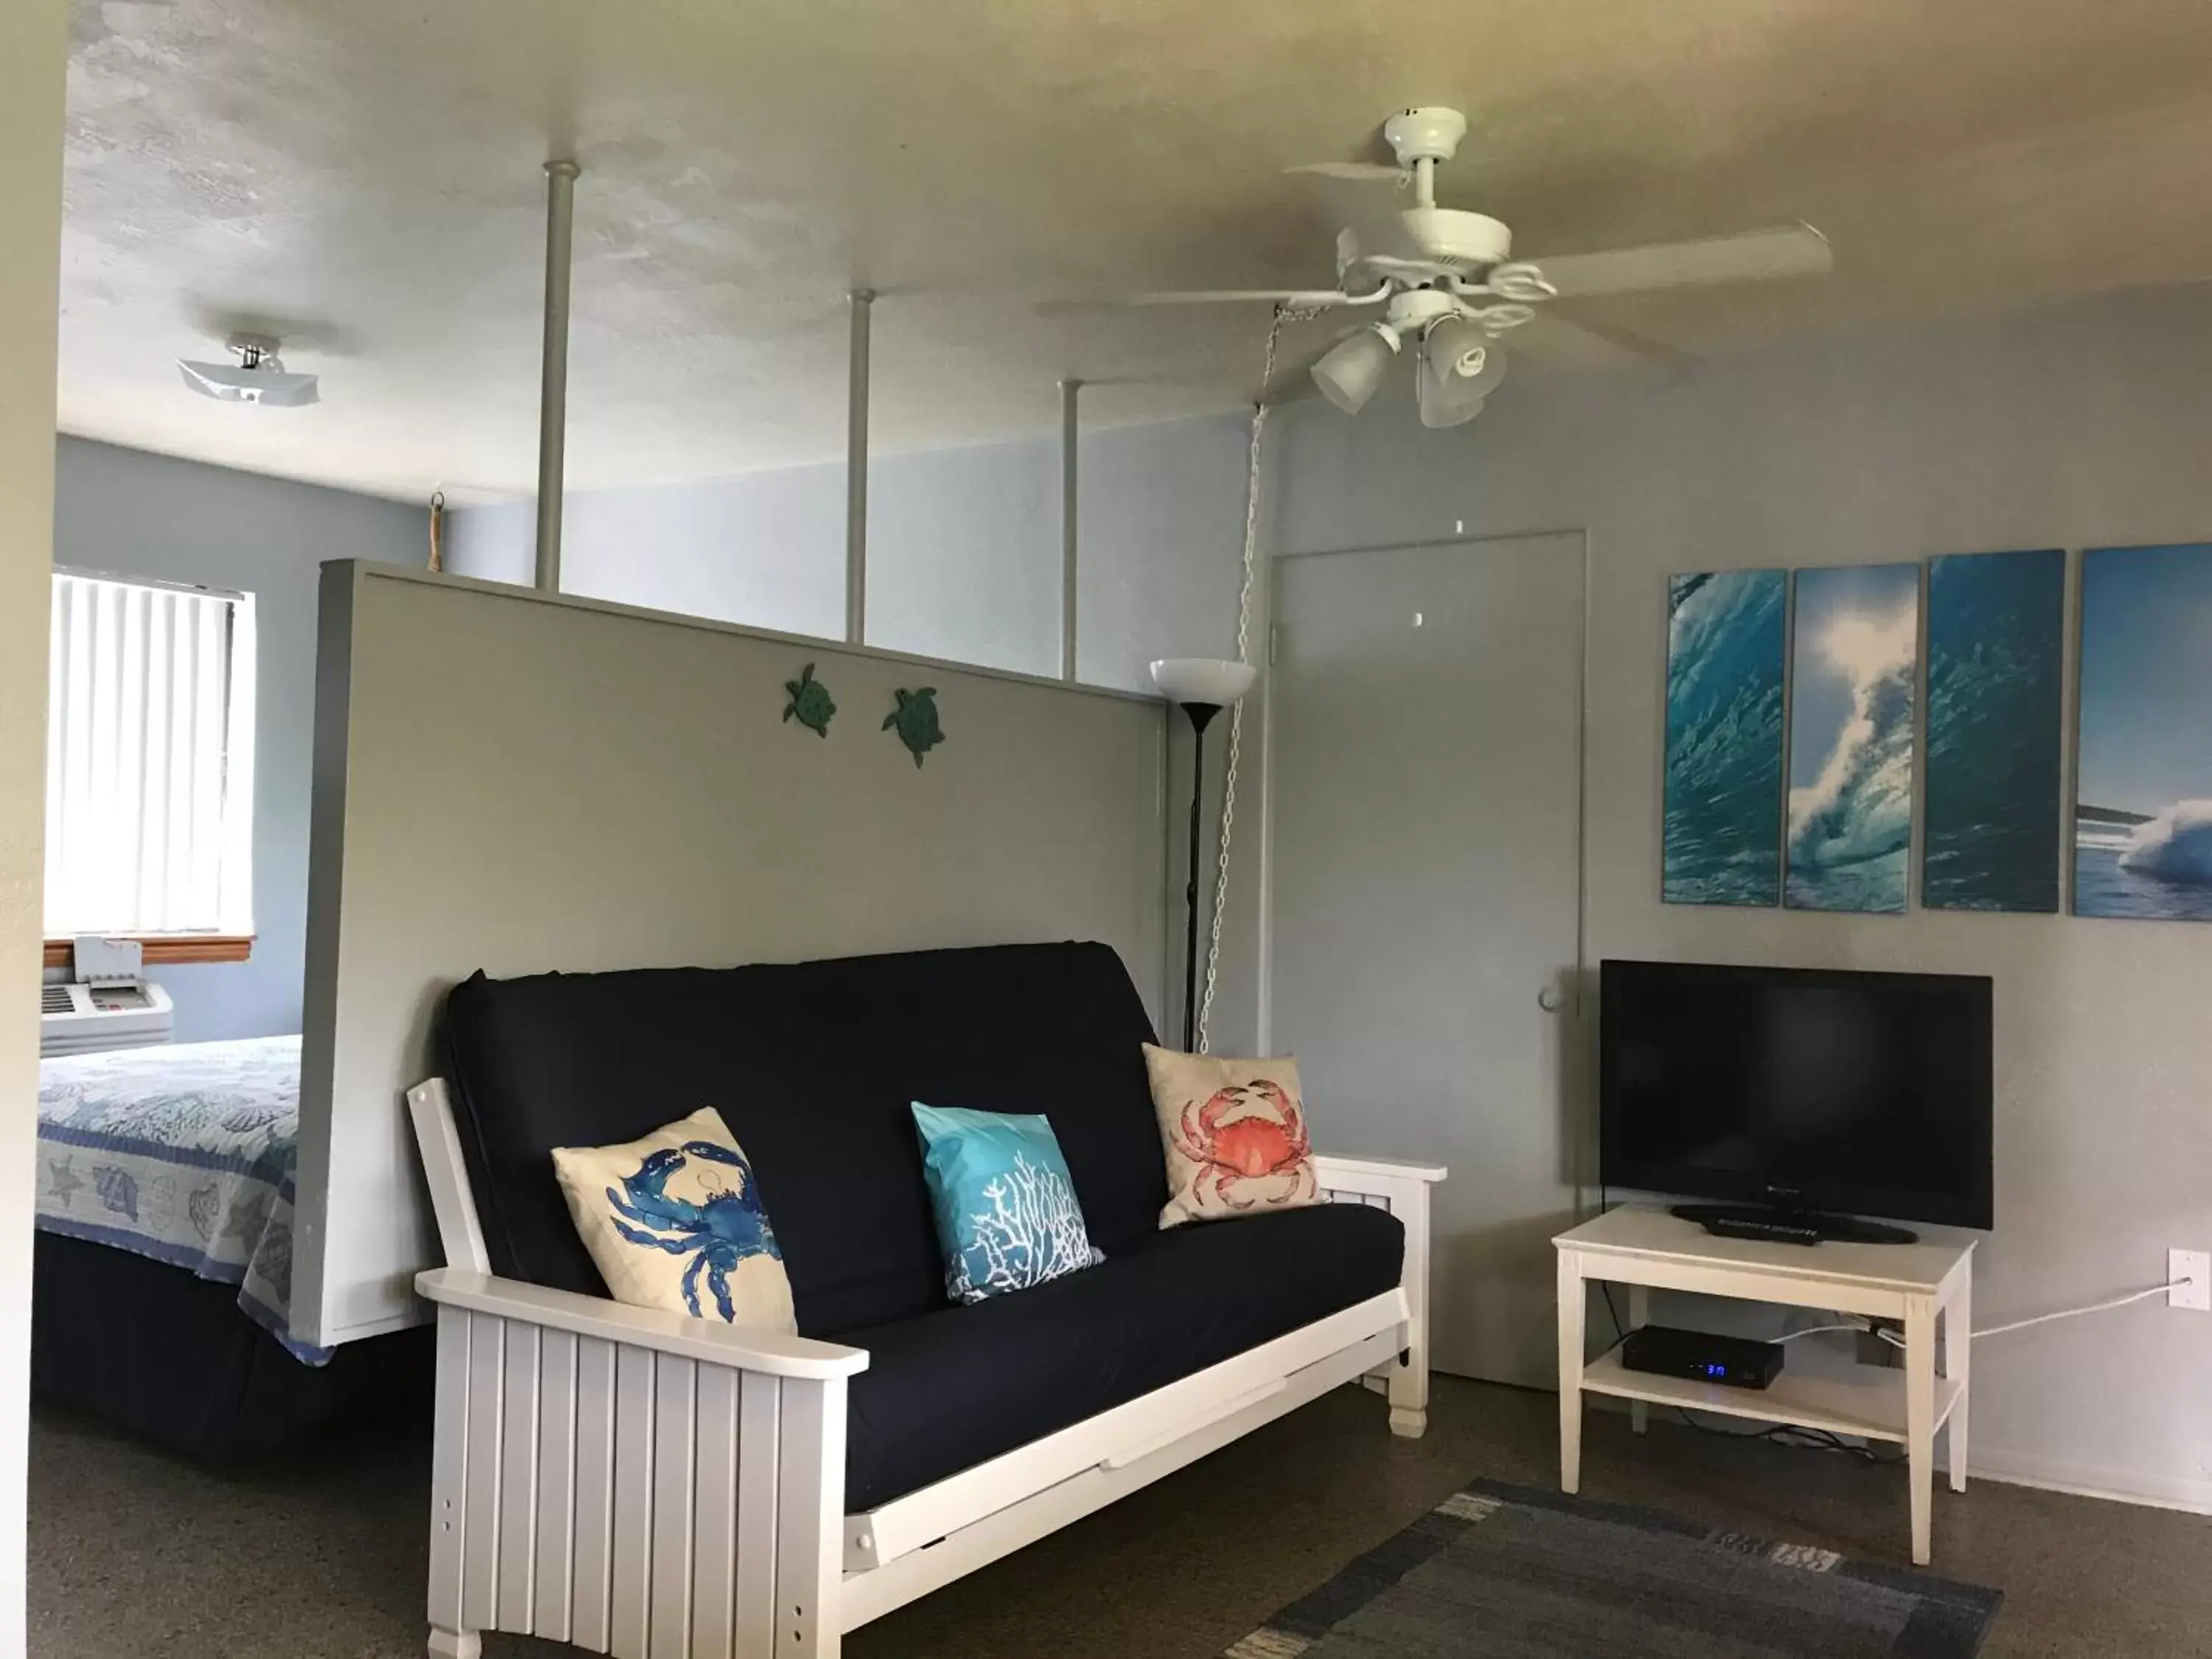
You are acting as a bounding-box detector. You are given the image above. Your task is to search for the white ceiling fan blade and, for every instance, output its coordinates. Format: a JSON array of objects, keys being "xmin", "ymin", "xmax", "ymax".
[
  {"xmin": 1506, "ymin": 312, "xmax": 1686, "ymax": 373},
  {"xmin": 1037, "ymin": 288, "xmax": 1359, "ymax": 316},
  {"xmin": 1283, "ymin": 161, "xmax": 1406, "ymax": 182},
  {"xmin": 1532, "ymin": 223, "xmax": 1832, "ymax": 299},
  {"xmin": 1123, "ymin": 289, "xmax": 1359, "ymax": 307}
]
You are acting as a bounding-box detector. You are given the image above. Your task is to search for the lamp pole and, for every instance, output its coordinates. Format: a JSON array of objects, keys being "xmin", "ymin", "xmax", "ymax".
[
  {"xmin": 1151, "ymin": 658, "xmax": 1256, "ymax": 1054},
  {"xmin": 1178, "ymin": 701, "xmax": 1222, "ymax": 1051}
]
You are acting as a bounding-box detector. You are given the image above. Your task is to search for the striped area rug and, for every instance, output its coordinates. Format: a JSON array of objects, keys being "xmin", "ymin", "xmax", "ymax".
[{"xmin": 1225, "ymin": 1480, "xmax": 2000, "ymax": 1658}]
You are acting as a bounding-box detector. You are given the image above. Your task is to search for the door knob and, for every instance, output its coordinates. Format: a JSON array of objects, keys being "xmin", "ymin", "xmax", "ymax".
[{"xmin": 1537, "ymin": 986, "xmax": 1563, "ymax": 1012}]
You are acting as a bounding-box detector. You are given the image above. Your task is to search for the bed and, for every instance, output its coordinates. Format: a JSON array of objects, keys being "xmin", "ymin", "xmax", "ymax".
[{"xmin": 34, "ymin": 1035, "xmax": 428, "ymax": 1461}]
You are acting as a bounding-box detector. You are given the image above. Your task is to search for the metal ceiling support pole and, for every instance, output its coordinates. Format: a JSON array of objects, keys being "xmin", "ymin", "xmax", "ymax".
[
  {"xmin": 1060, "ymin": 378, "xmax": 1080, "ymax": 681},
  {"xmin": 844, "ymin": 288, "xmax": 874, "ymax": 645},
  {"xmin": 535, "ymin": 159, "xmax": 581, "ymax": 595}
]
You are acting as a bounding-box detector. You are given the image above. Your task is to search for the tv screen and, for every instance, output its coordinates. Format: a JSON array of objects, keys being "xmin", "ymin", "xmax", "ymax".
[{"xmin": 1599, "ymin": 959, "xmax": 1992, "ymax": 1230}]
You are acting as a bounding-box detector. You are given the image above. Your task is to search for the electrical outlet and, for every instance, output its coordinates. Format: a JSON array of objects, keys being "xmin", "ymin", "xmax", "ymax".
[{"xmin": 2171, "ymin": 1249, "xmax": 2211, "ymax": 1312}]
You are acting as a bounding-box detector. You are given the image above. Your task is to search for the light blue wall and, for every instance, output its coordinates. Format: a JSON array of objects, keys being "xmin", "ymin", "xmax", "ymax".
[
  {"xmin": 52, "ymin": 438, "xmax": 420, "ymax": 1042},
  {"xmin": 445, "ymin": 412, "xmax": 1253, "ymax": 692}
]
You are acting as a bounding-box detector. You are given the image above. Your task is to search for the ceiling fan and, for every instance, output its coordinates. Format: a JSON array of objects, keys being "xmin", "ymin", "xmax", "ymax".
[{"xmin": 1096, "ymin": 106, "xmax": 1833, "ymax": 428}]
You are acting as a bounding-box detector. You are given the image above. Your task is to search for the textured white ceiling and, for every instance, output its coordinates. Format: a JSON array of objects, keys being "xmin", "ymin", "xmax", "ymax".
[{"xmin": 58, "ymin": 0, "xmax": 2212, "ymax": 502}]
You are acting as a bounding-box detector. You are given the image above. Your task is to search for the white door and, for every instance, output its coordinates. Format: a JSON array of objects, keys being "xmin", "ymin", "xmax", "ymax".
[{"xmin": 1266, "ymin": 533, "xmax": 1585, "ymax": 1388}]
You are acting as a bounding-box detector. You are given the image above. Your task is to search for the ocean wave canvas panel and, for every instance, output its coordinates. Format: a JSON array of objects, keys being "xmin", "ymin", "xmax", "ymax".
[
  {"xmin": 1786, "ymin": 563, "xmax": 1919, "ymax": 914},
  {"xmin": 2074, "ymin": 543, "xmax": 2212, "ymax": 921},
  {"xmin": 1923, "ymin": 549, "xmax": 2065, "ymax": 912},
  {"xmin": 1663, "ymin": 569, "xmax": 1785, "ymax": 905}
]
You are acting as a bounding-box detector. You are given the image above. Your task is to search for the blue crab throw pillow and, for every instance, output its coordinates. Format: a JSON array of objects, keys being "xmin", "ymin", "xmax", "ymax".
[
  {"xmin": 552, "ymin": 1107, "xmax": 797, "ymax": 1333},
  {"xmin": 912, "ymin": 1102, "xmax": 1105, "ymax": 1304}
]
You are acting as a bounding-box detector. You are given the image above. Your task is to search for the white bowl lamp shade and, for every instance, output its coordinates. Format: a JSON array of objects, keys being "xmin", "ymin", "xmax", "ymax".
[
  {"xmin": 1417, "ymin": 333, "xmax": 1506, "ymax": 429},
  {"xmin": 1422, "ymin": 315, "xmax": 1509, "ymax": 397},
  {"xmin": 1310, "ymin": 326, "xmax": 1399, "ymax": 414},
  {"xmin": 1150, "ymin": 658, "xmax": 1258, "ymax": 706},
  {"xmin": 1418, "ymin": 375, "xmax": 1486, "ymax": 429}
]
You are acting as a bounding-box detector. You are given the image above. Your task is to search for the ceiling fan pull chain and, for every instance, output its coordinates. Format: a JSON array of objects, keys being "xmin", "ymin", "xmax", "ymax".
[{"xmin": 1195, "ymin": 302, "xmax": 1320, "ymax": 1054}]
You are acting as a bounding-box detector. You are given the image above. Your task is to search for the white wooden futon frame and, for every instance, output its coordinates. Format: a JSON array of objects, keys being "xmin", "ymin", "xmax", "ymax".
[{"xmin": 408, "ymin": 1079, "xmax": 1444, "ymax": 1658}]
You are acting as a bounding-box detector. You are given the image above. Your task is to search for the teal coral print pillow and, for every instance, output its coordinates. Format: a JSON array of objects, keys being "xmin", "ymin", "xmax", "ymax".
[
  {"xmin": 911, "ymin": 1102, "xmax": 1105, "ymax": 1304},
  {"xmin": 552, "ymin": 1107, "xmax": 796, "ymax": 1332}
]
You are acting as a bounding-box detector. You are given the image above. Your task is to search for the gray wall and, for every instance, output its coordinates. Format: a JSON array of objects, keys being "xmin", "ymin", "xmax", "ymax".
[
  {"xmin": 446, "ymin": 414, "xmax": 1253, "ymax": 692},
  {"xmin": 1239, "ymin": 284, "xmax": 2212, "ymax": 1512},
  {"xmin": 451, "ymin": 282, "xmax": 2212, "ymax": 1510},
  {"xmin": 52, "ymin": 438, "xmax": 420, "ymax": 1041},
  {"xmin": 297, "ymin": 563, "xmax": 1167, "ymax": 1344}
]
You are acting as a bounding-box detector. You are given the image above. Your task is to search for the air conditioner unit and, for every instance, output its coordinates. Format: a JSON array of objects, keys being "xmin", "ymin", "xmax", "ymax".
[
  {"xmin": 40, "ymin": 980, "xmax": 175, "ymax": 1057},
  {"xmin": 40, "ymin": 934, "xmax": 175, "ymax": 1057}
]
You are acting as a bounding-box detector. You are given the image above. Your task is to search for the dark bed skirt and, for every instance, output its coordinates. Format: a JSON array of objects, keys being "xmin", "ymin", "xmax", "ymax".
[{"xmin": 32, "ymin": 1232, "xmax": 433, "ymax": 1462}]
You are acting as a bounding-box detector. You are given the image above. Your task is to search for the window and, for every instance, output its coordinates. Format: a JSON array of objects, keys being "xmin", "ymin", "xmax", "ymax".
[{"xmin": 43, "ymin": 570, "xmax": 256, "ymax": 956}]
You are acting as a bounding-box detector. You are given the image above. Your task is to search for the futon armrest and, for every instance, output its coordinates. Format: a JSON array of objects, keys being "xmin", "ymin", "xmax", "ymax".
[
  {"xmin": 416, "ymin": 1267, "xmax": 870, "ymax": 1380},
  {"xmin": 1313, "ymin": 1152, "xmax": 1448, "ymax": 1187}
]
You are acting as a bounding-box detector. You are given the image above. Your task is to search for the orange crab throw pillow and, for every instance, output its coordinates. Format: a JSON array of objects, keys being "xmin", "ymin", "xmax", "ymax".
[{"xmin": 1144, "ymin": 1044, "xmax": 1321, "ymax": 1229}]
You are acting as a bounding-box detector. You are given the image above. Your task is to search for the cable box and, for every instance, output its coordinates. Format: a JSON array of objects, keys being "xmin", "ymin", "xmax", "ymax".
[{"xmin": 1619, "ymin": 1325, "xmax": 1784, "ymax": 1391}]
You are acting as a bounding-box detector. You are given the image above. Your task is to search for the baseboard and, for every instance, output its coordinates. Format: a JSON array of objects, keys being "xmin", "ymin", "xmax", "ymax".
[{"xmin": 1968, "ymin": 1447, "xmax": 2212, "ymax": 1517}]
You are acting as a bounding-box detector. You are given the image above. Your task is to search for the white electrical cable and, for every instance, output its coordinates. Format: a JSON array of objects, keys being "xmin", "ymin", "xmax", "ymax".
[
  {"xmin": 1194, "ymin": 303, "xmax": 1320, "ymax": 1054},
  {"xmin": 1829, "ymin": 1281, "xmax": 2186, "ymax": 1351},
  {"xmin": 1967, "ymin": 1281, "xmax": 2178, "ymax": 1342}
]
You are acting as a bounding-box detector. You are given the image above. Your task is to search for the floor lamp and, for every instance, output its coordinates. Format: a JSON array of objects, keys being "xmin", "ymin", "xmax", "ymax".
[{"xmin": 1151, "ymin": 657, "xmax": 1259, "ymax": 1051}]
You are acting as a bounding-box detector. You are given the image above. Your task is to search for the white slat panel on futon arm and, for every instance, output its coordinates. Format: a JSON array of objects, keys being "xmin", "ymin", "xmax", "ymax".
[
  {"xmin": 498, "ymin": 1322, "xmax": 543, "ymax": 1632},
  {"xmin": 650, "ymin": 1357, "xmax": 699, "ymax": 1658},
  {"xmin": 462, "ymin": 1312, "xmax": 507, "ymax": 1634},
  {"xmin": 775, "ymin": 1379, "xmax": 845, "ymax": 1659},
  {"xmin": 735, "ymin": 1373, "xmax": 782, "ymax": 1655},
  {"xmin": 535, "ymin": 1329, "xmax": 581, "ymax": 1644},
  {"xmin": 611, "ymin": 1346, "xmax": 659, "ymax": 1659},
  {"xmin": 572, "ymin": 1336, "xmax": 620, "ymax": 1653},
  {"xmin": 692, "ymin": 1366, "xmax": 742, "ymax": 1659},
  {"xmin": 428, "ymin": 1308, "xmax": 473, "ymax": 1634}
]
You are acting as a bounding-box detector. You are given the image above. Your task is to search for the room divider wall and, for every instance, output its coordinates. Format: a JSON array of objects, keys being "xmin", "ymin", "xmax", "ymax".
[{"xmin": 292, "ymin": 561, "xmax": 1170, "ymax": 1352}]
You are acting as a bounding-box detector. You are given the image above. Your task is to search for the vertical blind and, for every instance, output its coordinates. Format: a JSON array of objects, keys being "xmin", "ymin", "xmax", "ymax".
[{"xmin": 44, "ymin": 571, "xmax": 256, "ymax": 937}]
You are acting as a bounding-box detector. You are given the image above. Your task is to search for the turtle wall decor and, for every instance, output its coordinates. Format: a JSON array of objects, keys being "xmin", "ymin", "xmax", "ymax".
[
  {"xmin": 782, "ymin": 662, "xmax": 836, "ymax": 737},
  {"xmin": 883, "ymin": 686, "xmax": 945, "ymax": 768}
]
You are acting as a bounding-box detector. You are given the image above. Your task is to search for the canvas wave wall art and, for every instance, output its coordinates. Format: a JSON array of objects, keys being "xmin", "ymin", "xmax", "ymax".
[
  {"xmin": 1663, "ymin": 569, "xmax": 1786, "ymax": 905},
  {"xmin": 1922, "ymin": 549, "xmax": 2065, "ymax": 912},
  {"xmin": 1786, "ymin": 563, "xmax": 1919, "ymax": 914},
  {"xmin": 2075, "ymin": 543, "xmax": 2212, "ymax": 921}
]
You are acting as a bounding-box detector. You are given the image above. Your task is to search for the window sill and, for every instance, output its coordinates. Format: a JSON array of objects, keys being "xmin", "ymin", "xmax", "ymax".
[{"xmin": 44, "ymin": 934, "xmax": 254, "ymax": 969}]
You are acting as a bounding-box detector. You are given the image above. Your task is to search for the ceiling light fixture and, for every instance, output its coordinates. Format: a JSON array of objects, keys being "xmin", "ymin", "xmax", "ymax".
[
  {"xmin": 1418, "ymin": 319, "xmax": 1507, "ymax": 427},
  {"xmin": 1423, "ymin": 314, "xmax": 1501, "ymax": 392},
  {"xmin": 1310, "ymin": 323, "xmax": 1402, "ymax": 414},
  {"xmin": 178, "ymin": 335, "xmax": 320, "ymax": 408}
]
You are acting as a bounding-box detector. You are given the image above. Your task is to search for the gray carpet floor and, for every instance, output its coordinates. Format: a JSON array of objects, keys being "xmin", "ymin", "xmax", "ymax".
[{"xmin": 29, "ymin": 1376, "xmax": 2211, "ymax": 1658}]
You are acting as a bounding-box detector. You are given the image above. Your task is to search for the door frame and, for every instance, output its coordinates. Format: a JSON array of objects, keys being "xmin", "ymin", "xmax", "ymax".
[{"xmin": 1253, "ymin": 528, "xmax": 1596, "ymax": 1202}]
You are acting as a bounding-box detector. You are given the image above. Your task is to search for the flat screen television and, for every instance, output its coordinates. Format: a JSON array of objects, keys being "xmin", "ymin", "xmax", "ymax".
[{"xmin": 1599, "ymin": 959, "xmax": 1992, "ymax": 1237}]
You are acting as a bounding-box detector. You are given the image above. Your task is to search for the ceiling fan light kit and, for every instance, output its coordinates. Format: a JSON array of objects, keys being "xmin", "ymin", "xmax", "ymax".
[
  {"xmin": 1311, "ymin": 323, "xmax": 1400, "ymax": 414},
  {"xmin": 1417, "ymin": 370, "xmax": 1487, "ymax": 430},
  {"xmin": 1086, "ymin": 105, "xmax": 1834, "ymax": 428},
  {"xmin": 1423, "ymin": 313, "xmax": 1498, "ymax": 391}
]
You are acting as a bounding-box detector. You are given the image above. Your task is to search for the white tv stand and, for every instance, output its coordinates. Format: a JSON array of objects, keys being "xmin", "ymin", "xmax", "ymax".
[{"xmin": 1554, "ymin": 1206, "xmax": 1974, "ymax": 1565}]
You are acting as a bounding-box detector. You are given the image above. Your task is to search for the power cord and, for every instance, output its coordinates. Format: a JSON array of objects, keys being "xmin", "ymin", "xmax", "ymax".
[
  {"xmin": 1841, "ymin": 1280, "xmax": 2188, "ymax": 1352},
  {"xmin": 1667, "ymin": 1408, "xmax": 1904, "ymax": 1467}
]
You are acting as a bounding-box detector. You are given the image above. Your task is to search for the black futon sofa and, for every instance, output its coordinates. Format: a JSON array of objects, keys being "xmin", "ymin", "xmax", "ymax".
[{"xmin": 412, "ymin": 940, "xmax": 1439, "ymax": 1656}]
